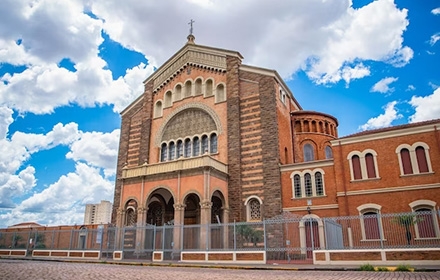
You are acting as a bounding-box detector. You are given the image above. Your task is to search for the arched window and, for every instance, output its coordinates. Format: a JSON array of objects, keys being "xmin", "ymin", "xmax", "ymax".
[
  {"xmin": 193, "ymin": 137, "xmax": 200, "ymax": 156},
  {"xmin": 247, "ymin": 198, "xmax": 261, "ymax": 221},
  {"xmin": 357, "ymin": 204, "xmax": 383, "ymax": 241},
  {"xmin": 168, "ymin": 141, "xmax": 175, "ymax": 160},
  {"xmin": 174, "ymin": 84, "xmax": 182, "ymax": 100},
  {"xmin": 160, "ymin": 143, "xmax": 167, "ymax": 162},
  {"xmin": 125, "ymin": 208, "xmax": 137, "ymax": 227},
  {"xmin": 325, "ymin": 146, "xmax": 333, "ymax": 159},
  {"xmin": 409, "ymin": 200, "xmax": 439, "ymax": 239},
  {"xmin": 210, "ymin": 133, "xmax": 218, "ymax": 153},
  {"xmin": 205, "ymin": 79, "xmax": 213, "ymax": 97},
  {"xmin": 363, "ymin": 211, "xmax": 380, "ymax": 240},
  {"xmin": 415, "ymin": 208, "xmax": 436, "ymax": 238},
  {"xmin": 184, "ymin": 80, "xmax": 192, "ymax": 98},
  {"xmin": 416, "ymin": 146, "xmax": 429, "ymax": 173},
  {"xmin": 216, "ymin": 84, "xmax": 226, "ymax": 102},
  {"xmin": 176, "ymin": 140, "xmax": 183, "ymax": 158},
  {"xmin": 396, "ymin": 143, "xmax": 432, "ymax": 175},
  {"xmin": 303, "ymin": 144, "xmax": 314, "ymax": 162},
  {"xmin": 304, "ymin": 173, "xmax": 312, "ymax": 197},
  {"xmin": 400, "ymin": 148, "xmax": 413, "ymax": 174},
  {"xmin": 293, "ymin": 174, "xmax": 301, "ymax": 198},
  {"xmin": 184, "ymin": 138, "xmax": 191, "ymax": 158},
  {"xmin": 154, "ymin": 101, "xmax": 163, "ymax": 118},
  {"xmin": 164, "ymin": 91, "xmax": 172, "ymax": 107},
  {"xmin": 195, "ymin": 78, "xmax": 202, "ymax": 96},
  {"xmin": 365, "ymin": 153, "xmax": 376, "ymax": 178},
  {"xmin": 291, "ymin": 169, "xmax": 326, "ymax": 199},
  {"xmin": 315, "ymin": 172, "xmax": 324, "ymax": 196},
  {"xmin": 201, "ymin": 135, "xmax": 209, "ymax": 154},
  {"xmin": 351, "ymin": 155, "xmax": 362, "ymax": 180}
]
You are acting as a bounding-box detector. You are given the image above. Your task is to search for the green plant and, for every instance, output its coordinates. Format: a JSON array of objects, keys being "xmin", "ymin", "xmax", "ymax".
[
  {"xmin": 393, "ymin": 214, "xmax": 423, "ymax": 245},
  {"xmin": 359, "ymin": 264, "xmax": 375, "ymax": 271},
  {"xmin": 235, "ymin": 224, "xmax": 263, "ymax": 247},
  {"xmin": 395, "ymin": 264, "xmax": 413, "ymax": 271}
]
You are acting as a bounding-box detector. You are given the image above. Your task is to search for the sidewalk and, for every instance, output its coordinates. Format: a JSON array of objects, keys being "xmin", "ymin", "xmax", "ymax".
[{"xmin": 14, "ymin": 256, "xmax": 439, "ymax": 272}]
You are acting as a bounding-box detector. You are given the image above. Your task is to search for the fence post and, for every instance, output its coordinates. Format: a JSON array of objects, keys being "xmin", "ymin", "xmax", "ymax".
[
  {"xmin": 233, "ymin": 220, "xmax": 236, "ymax": 251},
  {"xmin": 263, "ymin": 220, "xmax": 267, "ymax": 251},
  {"xmin": 162, "ymin": 226, "xmax": 166, "ymax": 251},
  {"xmin": 323, "ymin": 218, "xmax": 328, "ymax": 250},
  {"xmin": 153, "ymin": 225, "xmax": 156, "ymax": 251},
  {"xmin": 69, "ymin": 228, "xmax": 73, "ymax": 250},
  {"xmin": 206, "ymin": 223, "xmax": 209, "ymax": 251},
  {"xmin": 378, "ymin": 214, "xmax": 384, "ymax": 249},
  {"xmin": 51, "ymin": 229, "xmax": 55, "ymax": 250}
]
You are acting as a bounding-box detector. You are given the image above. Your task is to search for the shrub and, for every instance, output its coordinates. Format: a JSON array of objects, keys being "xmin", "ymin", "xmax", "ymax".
[
  {"xmin": 395, "ymin": 264, "xmax": 413, "ymax": 271},
  {"xmin": 360, "ymin": 264, "xmax": 375, "ymax": 271}
]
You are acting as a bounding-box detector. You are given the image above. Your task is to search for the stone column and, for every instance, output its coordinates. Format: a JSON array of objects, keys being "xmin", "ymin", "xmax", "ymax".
[
  {"xmin": 222, "ymin": 207, "xmax": 230, "ymax": 249},
  {"xmin": 200, "ymin": 200, "xmax": 212, "ymax": 250},
  {"xmin": 115, "ymin": 209, "xmax": 125, "ymax": 249},
  {"xmin": 172, "ymin": 203, "xmax": 185, "ymax": 259},
  {"xmin": 136, "ymin": 207, "xmax": 147, "ymax": 254}
]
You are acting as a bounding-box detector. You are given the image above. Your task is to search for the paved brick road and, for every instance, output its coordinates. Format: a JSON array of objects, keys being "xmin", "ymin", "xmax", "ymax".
[{"xmin": 1, "ymin": 259, "xmax": 440, "ymax": 280}]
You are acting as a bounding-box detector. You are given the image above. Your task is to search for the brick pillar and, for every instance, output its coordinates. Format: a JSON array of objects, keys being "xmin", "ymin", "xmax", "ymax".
[{"xmin": 226, "ymin": 56, "xmax": 242, "ymax": 221}]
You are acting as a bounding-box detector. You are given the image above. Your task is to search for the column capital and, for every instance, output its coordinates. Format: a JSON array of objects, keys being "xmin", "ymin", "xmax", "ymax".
[
  {"xmin": 200, "ymin": 200, "xmax": 212, "ymax": 209},
  {"xmin": 174, "ymin": 203, "xmax": 185, "ymax": 211}
]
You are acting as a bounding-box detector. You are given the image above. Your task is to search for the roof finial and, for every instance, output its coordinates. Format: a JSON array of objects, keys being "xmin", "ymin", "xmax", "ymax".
[
  {"xmin": 188, "ymin": 19, "xmax": 195, "ymax": 35},
  {"xmin": 187, "ymin": 19, "xmax": 195, "ymax": 44}
]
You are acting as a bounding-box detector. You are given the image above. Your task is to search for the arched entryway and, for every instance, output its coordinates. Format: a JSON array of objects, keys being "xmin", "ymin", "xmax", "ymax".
[
  {"xmin": 123, "ymin": 199, "xmax": 138, "ymax": 251},
  {"xmin": 184, "ymin": 193, "xmax": 200, "ymax": 225},
  {"xmin": 299, "ymin": 214, "xmax": 325, "ymax": 259},
  {"xmin": 210, "ymin": 191, "xmax": 226, "ymax": 249},
  {"xmin": 146, "ymin": 188, "xmax": 175, "ymax": 226},
  {"xmin": 124, "ymin": 199, "xmax": 138, "ymax": 226},
  {"xmin": 183, "ymin": 193, "xmax": 201, "ymax": 249},
  {"xmin": 144, "ymin": 188, "xmax": 175, "ymax": 254}
]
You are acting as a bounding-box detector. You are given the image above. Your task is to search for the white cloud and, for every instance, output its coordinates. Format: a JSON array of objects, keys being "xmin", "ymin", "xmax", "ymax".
[
  {"xmin": 0, "ymin": 122, "xmax": 80, "ymax": 210},
  {"xmin": 406, "ymin": 85, "xmax": 415, "ymax": 91},
  {"xmin": 359, "ymin": 101, "xmax": 403, "ymax": 131},
  {"xmin": 371, "ymin": 77, "xmax": 398, "ymax": 93},
  {"xmin": 430, "ymin": 33, "xmax": 440, "ymax": 46},
  {"xmin": 0, "ymin": 106, "xmax": 13, "ymax": 139},
  {"xmin": 409, "ymin": 88, "xmax": 440, "ymax": 123},
  {"xmin": 1, "ymin": 163, "xmax": 114, "ymax": 227},
  {"xmin": 90, "ymin": 0, "xmax": 410, "ymax": 84},
  {"xmin": 432, "ymin": 8, "xmax": 440, "ymax": 15},
  {"xmin": 66, "ymin": 129, "xmax": 120, "ymax": 177}
]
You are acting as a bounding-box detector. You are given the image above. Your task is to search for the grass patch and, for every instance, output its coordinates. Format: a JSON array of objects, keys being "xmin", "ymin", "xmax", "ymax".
[
  {"xmin": 360, "ymin": 264, "xmax": 375, "ymax": 271},
  {"xmin": 395, "ymin": 264, "xmax": 414, "ymax": 272}
]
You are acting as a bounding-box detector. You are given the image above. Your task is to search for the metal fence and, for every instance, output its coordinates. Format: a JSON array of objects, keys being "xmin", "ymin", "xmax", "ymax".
[{"xmin": 1, "ymin": 211, "xmax": 439, "ymax": 262}]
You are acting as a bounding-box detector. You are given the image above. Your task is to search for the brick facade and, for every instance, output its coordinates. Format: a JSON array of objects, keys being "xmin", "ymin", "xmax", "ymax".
[{"xmin": 112, "ymin": 37, "xmax": 440, "ymax": 239}]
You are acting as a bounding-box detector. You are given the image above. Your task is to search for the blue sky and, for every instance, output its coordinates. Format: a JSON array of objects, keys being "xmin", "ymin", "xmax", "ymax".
[{"xmin": 0, "ymin": 0, "xmax": 439, "ymax": 228}]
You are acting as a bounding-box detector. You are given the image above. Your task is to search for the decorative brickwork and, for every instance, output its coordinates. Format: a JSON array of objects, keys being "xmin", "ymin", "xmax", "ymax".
[
  {"xmin": 226, "ymin": 55, "xmax": 242, "ymax": 221},
  {"xmin": 162, "ymin": 109, "xmax": 216, "ymax": 141}
]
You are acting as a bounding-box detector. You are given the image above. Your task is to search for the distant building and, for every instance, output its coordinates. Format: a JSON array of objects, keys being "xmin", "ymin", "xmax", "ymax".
[
  {"xmin": 84, "ymin": 200, "xmax": 112, "ymax": 225},
  {"xmin": 8, "ymin": 222, "xmax": 43, "ymax": 229}
]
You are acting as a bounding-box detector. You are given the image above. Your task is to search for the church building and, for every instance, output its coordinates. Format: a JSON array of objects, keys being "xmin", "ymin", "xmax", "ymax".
[{"xmin": 112, "ymin": 33, "xmax": 440, "ymax": 243}]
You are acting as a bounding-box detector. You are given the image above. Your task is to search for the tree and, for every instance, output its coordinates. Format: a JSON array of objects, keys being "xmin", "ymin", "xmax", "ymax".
[
  {"xmin": 235, "ymin": 224, "xmax": 263, "ymax": 247},
  {"xmin": 393, "ymin": 214, "xmax": 423, "ymax": 246}
]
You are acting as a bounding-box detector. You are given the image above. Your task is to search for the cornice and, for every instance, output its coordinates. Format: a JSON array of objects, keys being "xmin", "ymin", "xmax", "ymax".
[
  {"xmin": 280, "ymin": 159, "xmax": 334, "ymax": 172},
  {"xmin": 332, "ymin": 123, "xmax": 440, "ymax": 146},
  {"xmin": 283, "ymin": 204, "xmax": 339, "ymax": 212},
  {"xmin": 337, "ymin": 183, "xmax": 440, "ymax": 197}
]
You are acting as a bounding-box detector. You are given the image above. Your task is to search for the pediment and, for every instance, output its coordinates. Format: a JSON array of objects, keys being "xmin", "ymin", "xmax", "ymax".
[{"xmin": 145, "ymin": 42, "xmax": 243, "ymax": 93}]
